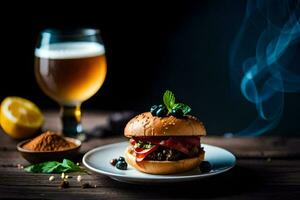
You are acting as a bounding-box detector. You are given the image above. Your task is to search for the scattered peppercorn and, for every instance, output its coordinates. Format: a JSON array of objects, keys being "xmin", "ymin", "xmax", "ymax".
[
  {"xmin": 81, "ymin": 182, "xmax": 93, "ymax": 189},
  {"xmin": 110, "ymin": 158, "xmax": 118, "ymax": 166},
  {"xmin": 110, "ymin": 156, "xmax": 128, "ymax": 170},
  {"xmin": 60, "ymin": 180, "xmax": 69, "ymax": 189},
  {"xmin": 199, "ymin": 161, "xmax": 212, "ymax": 173}
]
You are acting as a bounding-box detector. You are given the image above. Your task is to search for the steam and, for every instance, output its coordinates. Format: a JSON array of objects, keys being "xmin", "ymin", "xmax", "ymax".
[{"xmin": 229, "ymin": 0, "xmax": 300, "ymax": 136}]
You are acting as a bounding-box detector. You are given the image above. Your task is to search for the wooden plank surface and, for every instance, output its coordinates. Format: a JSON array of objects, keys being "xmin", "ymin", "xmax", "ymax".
[{"xmin": 0, "ymin": 112, "xmax": 299, "ymax": 199}]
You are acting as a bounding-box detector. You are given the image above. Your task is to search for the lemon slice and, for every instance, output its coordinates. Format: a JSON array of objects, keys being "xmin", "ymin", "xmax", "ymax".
[{"xmin": 0, "ymin": 97, "xmax": 44, "ymax": 139}]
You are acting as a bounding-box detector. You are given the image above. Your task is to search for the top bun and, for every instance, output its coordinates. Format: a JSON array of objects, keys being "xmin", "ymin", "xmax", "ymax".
[{"xmin": 124, "ymin": 112, "xmax": 206, "ymax": 137}]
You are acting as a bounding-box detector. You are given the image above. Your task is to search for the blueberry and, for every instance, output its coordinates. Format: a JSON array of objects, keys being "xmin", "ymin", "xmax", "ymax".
[
  {"xmin": 150, "ymin": 105, "xmax": 159, "ymax": 116},
  {"xmin": 199, "ymin": 161, "xmax": 212, "ymax": 173},
  {"xmin": 158, "ymin": 104, "xmax": 164, "ymax": 108},
  {"xmin": 171, "ymin": 109, "xmax": 184, "ymax": 118},
  {"xmin": 156, "ymin": 107, "xmax": 168, "ymax": 117},
  {"xmin": 110, "ymin": 158, "xmax": 118, "ymax": 166},
  {"xmin": 116, "ymin": 161, "xmax": 128, "ymax": 170},
  {"xmin": 117, "ymin": 156, "xmax": 125, "ymax": 162}
]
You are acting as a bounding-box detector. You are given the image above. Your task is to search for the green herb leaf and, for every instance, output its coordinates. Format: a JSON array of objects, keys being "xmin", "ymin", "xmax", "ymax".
[
  {"xmin": 24, "ymin": 161, "xmax": 61, "ymax": 173},
  {"xmin": 136, "ymin": 141, "xmax": 154, "ymax": 149},
  {"xmin": 162, "ymin": 90, "xmax": 192, "ymax": 115},
  {"xmin": 42, "ymin": 162, "xmax": 63, "ymax": 173},
  {"xmin": 62, "ymin": 159, "xmax": 82, "ymax": 172},
  {"xmin": 24, "ymin": 163, "xmax": 41, "ymax": 173},
  {"xmin": 136, "ymin": 141, "xmax": 143, "ymax": 148},
  {"xmin": 173, "ymin": 103, "xmax": 192, "ymax": 115},
  {"xmin": 143, "ymin": 142, "xmax": 154, "ymax": 149},
  {"xmin": 24, "ymin": 159, "xmax": 84, "ymax": 174},
  {"xmin": 163, "ymin": 90, "xmax": 175, "ymax": 112}
]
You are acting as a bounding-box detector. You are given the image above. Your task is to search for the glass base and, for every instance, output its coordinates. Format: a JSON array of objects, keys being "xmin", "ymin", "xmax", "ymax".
[{"xmin": 60, "ymin": 105, "xmax": 86, "ymax": 141}]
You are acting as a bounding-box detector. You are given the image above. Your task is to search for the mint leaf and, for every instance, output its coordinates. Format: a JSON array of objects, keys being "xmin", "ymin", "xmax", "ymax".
[
  {"xmin": 62, "ymin": 159, "xmax": 82, "ymax": 172},
  {"xmin": 161, "ymin": 90, "xmax": 192, "ymax": 115},
  {"xmin": 24, "ymin": 163, "xmax": 42, "ymax": 173},
  {"xmin": 48, "ymin": 163, "xmax": 69, "ymax": 173},
  {"xmin": 174, "ymin": 103, "xmax": 191, "ymax": 115},
  {"xmin": 24, "ymin": 161, "xmax": 61, "ymax": 173},
  {"xmin": 42, "ymin": 162, "xmax": 63, "ymax": 173},
  {"xmin": 24, "ymin": 159, "xmax": 84, "ymax": 174},
  {"xmin": 163, "ymin": 90, "xmax": 175, "ymax": 112}
]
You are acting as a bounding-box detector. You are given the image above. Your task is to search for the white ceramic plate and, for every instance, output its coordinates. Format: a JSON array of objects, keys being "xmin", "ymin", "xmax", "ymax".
[{"xmin": 83, "ymin": 142, "xmax": 236, "ymax": 184}]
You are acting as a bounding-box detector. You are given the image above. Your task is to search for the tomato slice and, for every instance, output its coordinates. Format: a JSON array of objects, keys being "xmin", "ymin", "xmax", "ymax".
[
  {"xmin": 159, "ymin": 138, "xmax": 189, "ymax": 155},
  {"xmin": 134, "ymin": 145, "xmax": 159, "ymax": 162},
  {"xmin": 133, "ymin": 136, "xmax": 200, "ymax": 147},
  {"xmin": 132, "ymin": 136, "xmax": 200, "ymax": 155},
  {"xmin": 130, "ymin": 136, "xmax": 201, "ymax": 162},
  {"xmin": 130, "ymin": 138, "xmax": 136, "ymax": 145},
  {"xmin": 178, "ymin": 136, "xmax": 200, "ymax": 146}
]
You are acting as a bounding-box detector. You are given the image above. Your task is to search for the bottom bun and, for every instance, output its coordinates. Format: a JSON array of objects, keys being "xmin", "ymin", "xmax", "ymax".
[{"xmin": 125, "ymin": 146, "xmax": 205, "ymax": 175}]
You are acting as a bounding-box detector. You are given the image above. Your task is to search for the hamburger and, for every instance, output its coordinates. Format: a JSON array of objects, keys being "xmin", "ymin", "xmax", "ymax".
[{"xmin": 124, "ymin": 90, "xmax": 206, "ymax": 174}]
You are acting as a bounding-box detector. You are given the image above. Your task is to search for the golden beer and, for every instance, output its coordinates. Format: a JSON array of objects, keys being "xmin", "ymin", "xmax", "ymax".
[{"xmin": 34, "ymin": 42, "xmax": 106, "ymax": 105}]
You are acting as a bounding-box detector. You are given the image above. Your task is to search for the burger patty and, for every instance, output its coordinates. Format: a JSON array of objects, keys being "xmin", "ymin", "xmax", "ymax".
[{"xmin": 144, "ymin": 146, "xmax": 201, "ymax": 161}]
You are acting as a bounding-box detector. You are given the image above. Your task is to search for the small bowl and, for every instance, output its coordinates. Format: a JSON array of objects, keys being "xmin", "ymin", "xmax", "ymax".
[{"xmin": 17, "ymin": 137, "xmax": 81, "ymax": 164}]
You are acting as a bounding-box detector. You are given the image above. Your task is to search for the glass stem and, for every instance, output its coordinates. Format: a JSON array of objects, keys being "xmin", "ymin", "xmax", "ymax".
[{"xmin": 60, "ymin": 104, "xmax": 84, "ymax": 139}]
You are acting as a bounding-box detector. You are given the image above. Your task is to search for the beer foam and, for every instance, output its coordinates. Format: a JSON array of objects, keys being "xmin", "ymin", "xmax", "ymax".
[{"xmin": 35, "ymin": 42, "xmax": 105, "ymax": 59}]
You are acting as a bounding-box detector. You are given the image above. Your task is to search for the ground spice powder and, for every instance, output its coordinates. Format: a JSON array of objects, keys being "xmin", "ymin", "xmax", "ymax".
[{"xmin": 23, "ymin": 131, "xmax": 76, "ymax": 152}]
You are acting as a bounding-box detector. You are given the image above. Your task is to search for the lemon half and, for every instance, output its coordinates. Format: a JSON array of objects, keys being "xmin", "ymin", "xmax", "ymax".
[{"xmin": 0, "ymin": 97, "xmax": 44, "ymax": 139}]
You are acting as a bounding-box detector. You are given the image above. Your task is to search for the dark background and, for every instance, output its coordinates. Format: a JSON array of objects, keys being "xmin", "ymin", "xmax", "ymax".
[{"xmin": 1, "ymin": 0, "xmax": 300, "ymax": 136}]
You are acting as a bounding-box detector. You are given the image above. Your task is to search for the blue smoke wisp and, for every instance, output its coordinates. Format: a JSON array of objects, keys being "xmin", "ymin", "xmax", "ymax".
[{"xmin": 229, "ymin": 0, "xmax": 300, "ymax": 136}]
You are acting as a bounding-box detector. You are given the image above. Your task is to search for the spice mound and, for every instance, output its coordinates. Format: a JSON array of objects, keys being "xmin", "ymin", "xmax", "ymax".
[{"xmin": 23, "ymin": 131, "xmax": 77, "ymax": 152}]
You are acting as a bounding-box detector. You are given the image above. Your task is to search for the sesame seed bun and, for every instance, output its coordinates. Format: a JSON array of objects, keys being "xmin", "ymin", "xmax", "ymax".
[
  {"xmin": 124, "ymin": 112, "xmax": 206, "ymax": 137},
  {"xmin": 125, "ymin": 146, "xmax": 205, "ymax": 174}
]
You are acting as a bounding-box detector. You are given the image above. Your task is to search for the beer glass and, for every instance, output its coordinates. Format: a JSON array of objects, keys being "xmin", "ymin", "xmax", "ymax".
[{"xmin": 34, "ymin": 29, "xmax": 107, "ymax": 140}]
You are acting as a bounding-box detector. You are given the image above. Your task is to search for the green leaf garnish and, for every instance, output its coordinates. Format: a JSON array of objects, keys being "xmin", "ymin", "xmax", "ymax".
[
  {"xmin": 62, "ymin": 159, "xmax": 82, "ymax": 172},
  {"xmin": 143, "ymin": 142, "xmax": 154, "ymax": 149},
  {"xmin": 162, "ymin": 90, "xmax": 192, "ymax": 115},
  {"xmin": 163, "ymin": 90, "xmax": 175, "ymax": 112},
  {"xmin": 24, "ymin": 159, "xmax": 85, "ymax": 174},
  {"xmin": 173, "ymin": 103, "xmax": 191, "ymax": 115},
  {"xmin": 136, "ymin": 141, "xmax": 154, "ymax": 149}
]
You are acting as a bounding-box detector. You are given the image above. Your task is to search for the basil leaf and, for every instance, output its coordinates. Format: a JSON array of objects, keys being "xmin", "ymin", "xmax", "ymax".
[
  {"xmin": 24, "ymin": 161, "xmax": 61, "ymax": 173},
  {"xmin": 163, "ymin": 90, "xmax": 175, "ymax": 112},
  {"xmin": 24, "ymin": 159, "xmax": 83, "ymax": 174},
  {"xmin": 42, "ymin": 162, "xmax": 63, "ymax": 173},
  {"xmin": 174, "ymin": 103, "xmax": 191, "ymax": 114},
  {"xmin": 62, "ymin": 159, "xmax": 81, "ymax": 172},
  {"xmin": 24, "ymin": 163, "xmax": 42, "ymax": 173}
]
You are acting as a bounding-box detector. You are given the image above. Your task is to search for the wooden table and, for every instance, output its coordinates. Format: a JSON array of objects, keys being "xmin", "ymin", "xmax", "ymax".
[{"xmin": 0, "ymin": 112, "xmax": 300, "ymax": 199}]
